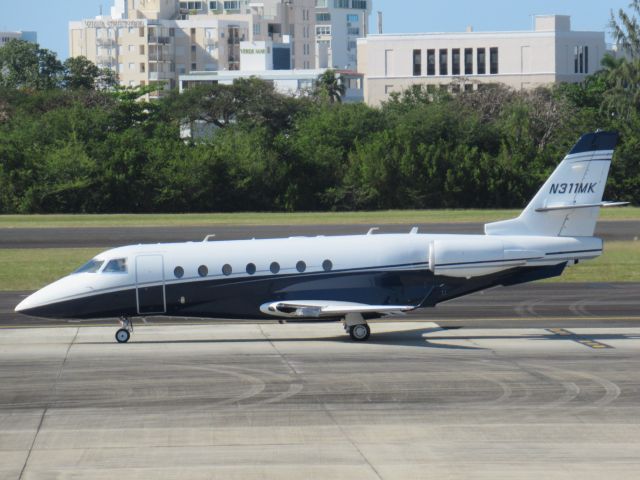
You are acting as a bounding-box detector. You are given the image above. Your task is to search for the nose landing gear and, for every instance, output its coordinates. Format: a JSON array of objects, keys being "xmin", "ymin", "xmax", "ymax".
[{"xmin": 115, "ymin": 317, "xmax": 133, "ymax": 343}]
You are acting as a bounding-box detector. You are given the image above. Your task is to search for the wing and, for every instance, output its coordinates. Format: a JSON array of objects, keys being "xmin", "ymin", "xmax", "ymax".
[{"xmin": 260, "ymin": 300, "xmax": 416, "ymax": 319}]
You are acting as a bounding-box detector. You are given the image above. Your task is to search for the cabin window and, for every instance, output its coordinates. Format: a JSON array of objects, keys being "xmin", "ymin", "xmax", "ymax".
[
  {"xmin": 296, "ymin": 261, "xmax": 306, "ymax": 273},
  {"xmin": 74, "ymin": 259, "xmax": 104, "ymax": 274},
  {"xmin": 270, "ymin": 262, "xmax": 280, "ymax": 274},
  {"xmin": 322, "ymin": 259, "xmax": 333, "ymax": 272},
  {"xmin": 222, "ymin": 264, "xmax": 232, "ymax": 276},
  {"xmin": 246, "ymin": 263, "xmax": 256, "ymax": 275},
  {"xmin": 103, "ymin": 258, "xmax": 127, "ymax": 273},
  {"xmin": 174, "ymin": 266, "xmax": 184, "ymax": 278},
  {"xmin": 198, "ymin": 265, "xmax": 208, "ymax": 277}
]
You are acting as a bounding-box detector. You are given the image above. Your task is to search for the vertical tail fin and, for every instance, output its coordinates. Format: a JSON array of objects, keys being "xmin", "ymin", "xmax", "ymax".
[{"xmin": 485, "ymin": 131, "xmax": 621, "ymax": 237}]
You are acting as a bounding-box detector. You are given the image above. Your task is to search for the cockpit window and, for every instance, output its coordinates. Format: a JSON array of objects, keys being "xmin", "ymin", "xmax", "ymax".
[
  {"xmin": 103, "ymin": 258, "xmax": 128, "ymax": 273},
  {"xmin": 74, "ymin": 259, "xmax": 104, "ymax": 274}
]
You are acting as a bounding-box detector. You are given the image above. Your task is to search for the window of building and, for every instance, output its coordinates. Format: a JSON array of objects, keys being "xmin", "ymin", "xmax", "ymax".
[
  {"xmin": 347, "ymin": 27, "xmax": 360, "ymax": 35},
  {"xmin": 584, "ymin": 46, "xmax": 589, "ymax": 73},
  {"xmin": 413, "ymin": 49, "xmax": 422, "ymax": 76},
  {"xmin": 129, "ymin": 63, "xmax": 135, "ymax": 71},
  {"xmin": 223, "ymin": 0, "xmax": 240, "ymax": 10},
  {"xmin": 489, "ymin": 47, "xmax": 499, "ymax": 74},
  {"xmin": 439, "ymin": 49, "xmax": 448, "ymax": 76},
  {"xmin": 191, "ymin": 63, "xmax": 197, "ymax": 70},
  {"xmin": 335, "ymin": 0, "xmax": 350, "ymax": 8},
  {"xmin": 347, "ymin": 14, "xmax": 359, "ymax": 23},
  {"xmin": 253, "ymin": 23, "xmax": 261, "ymax": 35},
  {"xmin": 427, "ymin": 49, "xmax": 435, "ymax": 76},
  {"xmin": 316, "ymin": 25, "xmax": 331, "ymax": 36},
  {"xmin": 209, "ymin": 1, "xmax": 219, "ymax": 9},
  {"xmin": 169, "ymin": 28, "xmax": 175, "ymax": 37},
  {"xmin": 464, "ymin": 48, "xmax": 473, "ymax": 75},
  {"xmin": 178, "ymin": 64, "xmax": 186, "ymax": 74},
  {"xmin": 452, "ymin": 48, "xmax": 460, "ymax": 76},
  {"xmin": 316, "ymin": 13, "xmax": 331, "ymax": 22},
  {"xmin": 352, "ymin": 0, "xmax": 367, "ymax": 8},
  {"xmin": 477, "ymin": 48, "xmax": 486, "ymax": 75},
  {"xmin": 180, "ymin": 1, "xmax": 203, "ymax": 9},
  {"xmin": 140, "ymin": 63, "xmax": 146, "ymax": 73},
  {"xmin": 348, "ymin": 40, "xmax": 357, "ymax": 51},
  {"xmin": 464, "ymin": 83, "xmax": 473, "ymax": 92},
  {"xmin": 385, "ymin": 85, "xmax": 394, "ymax": 95},
  {"xmin": 129, "ymin": 45, "xmax": 136, "ymax": 53},
  {"xmin": 139, "ymin": 45, "xmax": 145, "ymax": 55},
  {"xmin": 139, "ymin": 27, "xmax": 145, "ymax": 37}
]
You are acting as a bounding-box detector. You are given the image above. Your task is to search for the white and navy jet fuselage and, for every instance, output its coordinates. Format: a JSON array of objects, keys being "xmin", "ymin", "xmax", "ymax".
[{"xmin": 15, "ymin": 131, "xmax": 625, "ymax": 342}]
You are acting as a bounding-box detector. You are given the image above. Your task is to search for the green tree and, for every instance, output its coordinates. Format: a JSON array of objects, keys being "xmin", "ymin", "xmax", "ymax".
[
  {"xmin": 63, "ymin": 56, "xmax": 100, "ymax": 90},
  {"xmin": 0, "ymin": 39, "xmax": 63, "ymax": 90}
]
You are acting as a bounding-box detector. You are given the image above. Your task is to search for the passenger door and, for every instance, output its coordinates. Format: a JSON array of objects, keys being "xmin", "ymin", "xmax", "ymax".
[{"xmin": 135, "ymin": 255, "xmax": 166, "ymax": 315}]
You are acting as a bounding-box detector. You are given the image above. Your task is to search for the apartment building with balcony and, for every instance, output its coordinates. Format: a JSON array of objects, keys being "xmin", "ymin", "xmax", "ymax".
[
  {"xmin": 357, "ymin": 15, "xmax": 606, "ymax": 106},
  {"xmin": 69, "ymin": 0, "xmax": 316, "ymax": 95},
  {"xmin": 315, "ymin": 0, "xmax": 371, "ymax": 70}
]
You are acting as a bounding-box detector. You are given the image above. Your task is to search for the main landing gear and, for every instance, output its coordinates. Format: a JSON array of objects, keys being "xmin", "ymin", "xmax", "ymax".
[
  {"xmin": 343, "ymin": 313, "xmax": 371, "ymax": 342},
  {"xmin": 115, "ymin": 317, "xmax": 133, "ymax": 343}
]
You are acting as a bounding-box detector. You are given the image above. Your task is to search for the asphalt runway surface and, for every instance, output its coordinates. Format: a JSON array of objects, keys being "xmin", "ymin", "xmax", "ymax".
[
  {"xmin": 1, "ymin": 220, "xmax": 638, "ymax": 248},
  {"xmin": 1, "ymin": 322, "xmax": 639, "ymax": 479}
]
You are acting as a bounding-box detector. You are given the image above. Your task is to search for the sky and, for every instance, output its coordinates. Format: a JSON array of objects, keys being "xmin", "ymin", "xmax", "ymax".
[{"xmin": 0, "ymin": 0, "xmax": 631, "ymax": 60}]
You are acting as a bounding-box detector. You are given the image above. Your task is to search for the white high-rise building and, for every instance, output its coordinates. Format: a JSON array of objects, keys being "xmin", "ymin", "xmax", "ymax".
[
  {"xmin": 314, "ymin": 0, "xmax": 371, "ymax": 70},
  {"xmin": 69, "ymin": 0, "xmax": 316, "ymax": 95}
]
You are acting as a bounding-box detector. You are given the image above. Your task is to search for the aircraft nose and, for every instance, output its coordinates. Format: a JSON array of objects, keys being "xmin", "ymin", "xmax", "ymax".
[
  {"xmin": 14, "ymin": 295, "xmax": 32, "ymax": 313},
  {"xmin": 14, "ymin": 276, "xmax": 96, "ymax": 318}
]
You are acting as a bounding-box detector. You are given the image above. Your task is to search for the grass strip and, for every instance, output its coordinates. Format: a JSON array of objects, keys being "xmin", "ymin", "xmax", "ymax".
[
  {"xmin": 0, "ymin": 207, "xmax": 638, "ymax": 229},
  {"xmin": 1, "ymin": 242, "xmax": 637, "ymax": 292}
]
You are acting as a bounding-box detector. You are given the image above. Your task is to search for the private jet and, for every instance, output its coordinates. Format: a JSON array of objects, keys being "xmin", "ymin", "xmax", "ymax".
[{"xmin": 15, "ymin": 131, "xmax": 626, "ymax": 342}]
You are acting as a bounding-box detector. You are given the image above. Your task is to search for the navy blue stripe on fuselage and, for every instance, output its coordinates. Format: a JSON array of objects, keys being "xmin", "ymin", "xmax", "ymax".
[{"xmin": 545, "ymin": 249, "xmax": 602, "ymax": 256}]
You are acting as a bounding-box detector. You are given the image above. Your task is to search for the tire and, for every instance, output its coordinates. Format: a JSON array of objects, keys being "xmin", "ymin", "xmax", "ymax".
[
  {"xmin": 349, "ymin": 324, "xmax": 370, "ymax": 341},
  {"xmin": 115, "ymin": 328, "xmax": 130, "ymax": 343}
]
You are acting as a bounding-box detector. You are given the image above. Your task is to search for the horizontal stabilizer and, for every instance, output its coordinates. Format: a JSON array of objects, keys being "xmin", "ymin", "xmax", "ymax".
[
  {"xmin": 261, "ymin": 300, "xmax": 415, "ymax": 319},
  {"xmin": 535, "ymin": 201, "xmax": 630, "ymax": 213}
]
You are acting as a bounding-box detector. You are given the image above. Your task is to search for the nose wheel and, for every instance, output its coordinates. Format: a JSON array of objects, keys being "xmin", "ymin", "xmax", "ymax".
[{"xmin": 116, "ymin": 317, "xmax": 133, "ymax": 343}]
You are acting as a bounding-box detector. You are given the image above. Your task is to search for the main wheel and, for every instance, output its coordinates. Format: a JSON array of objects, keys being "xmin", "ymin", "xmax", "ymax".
[
  {"xmin": 115, "ymin": 328, "xmax": 130, "ymax": 343},
  {"xmin": 349, "ymin": 324, "xmax": 371, "ymax": 341}
]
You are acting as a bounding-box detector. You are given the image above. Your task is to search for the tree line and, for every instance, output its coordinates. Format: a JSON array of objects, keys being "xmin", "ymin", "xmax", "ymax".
[{"xmin": 0, "ymin": 6, "xmax": 639, "ymax": 213}]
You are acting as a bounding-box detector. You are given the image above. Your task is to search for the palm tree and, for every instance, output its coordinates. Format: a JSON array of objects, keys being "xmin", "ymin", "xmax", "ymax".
[
  {"xmin": 605, "ymin": 3, "xmax": 640, "ymax": 118},
  {"xmin": 314, "ymin": 70, "xmax": 346, "ymax": 104}
]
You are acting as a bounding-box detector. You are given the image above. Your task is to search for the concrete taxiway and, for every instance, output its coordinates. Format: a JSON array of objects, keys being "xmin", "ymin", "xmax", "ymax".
[{"xmin": 1, "ymin": 322, "xmax": 639, "ymax": 479}]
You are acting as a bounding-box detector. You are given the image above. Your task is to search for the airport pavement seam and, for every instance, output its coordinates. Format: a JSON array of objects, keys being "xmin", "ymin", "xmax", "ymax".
[
  {"xmin": 17, "ymin": 327, "xmax": 79, "ymax": 480},
  {"xmin": 321, "ymin": 403, "xmax": 385, "ymax": 480},
  {"xmin": 258, "ymin": 324, "xmax": 302, "ymax": 376}
]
